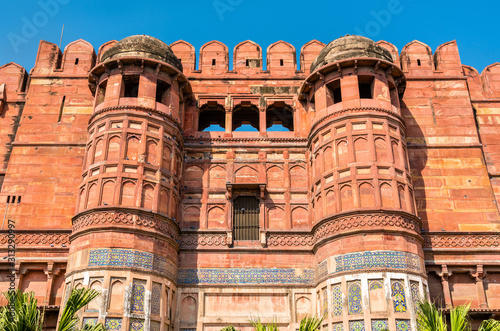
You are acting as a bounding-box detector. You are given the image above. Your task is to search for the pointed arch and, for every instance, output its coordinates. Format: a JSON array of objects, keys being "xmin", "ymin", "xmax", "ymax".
[
  {"xmin": 185, "ymin": 165, "xmax": 204, "ymax": 188},
  {"xmin": 359, "ymin": 182, "xmax": 375, "ymax": 208},
  {"xmin": 159, "ymin": 188, "xmax": 169, "ymax": 215},
  {"xmin": 268, "ymin": 205, "xmax": 286, "ymax": 229},
  {"xmin": 107, "ymin": 135, "xmax": 121, "ymax": 161},
  {"xmin": 235, "ymin": 165, "xmax": 258, "ymax": 183},
  {"xmin": 120, "ymin": 180, "xmax": 136, "ymax": 206},
  {"xmin": 86, "ymin": 182, "xmax": 98, "ymax": 209},
  {"xmin": 209, "ymin": 165, "xmax": 226, "ymax": 188},
  {"xmin": 101, "ymin": 180, "xmax": 115, "ymax": 206},
  {"xmin": 141, "ymin": 184, "xmax": 155, "ymax": 210},
  {"xmin": 126, "ymin": 135, "xmax": 140, "ymax": 161},
  {"xmin": 183, "ymin": 205, "xmax": 201, "ymax": 229},
  {"xmin": 337, "ymin": 140, "xmax": 349, "ymax": 166},
  {"xmin": 200, "ymin": 40, "xmax": 229, "ymax": 72},
  {"xmin": 93, "ymin": 139, "xmax": 104, "ymax": 163},
  {"xmin": 108, "ymin": 280, "xmax": 124, "ymax": 311},
  {"xmin": 291, "ymin": 206, "xmax": 308, "ymax": 229},
  {"xmin": 398, "ymin": 185, "xmax": 407, "ymax": 211},
  {"xmin": 340, "ymin": 184, "xmax": 354, "ymax": 211},
  {"xmin": 162, "ymin": 143, "xmax": 172, "ymax": 170},
  {"xmin": 375, "ymin": 137, "xmax": 389, "ymax": 163},
  {"xmin": 97, "ymin": 40, "xmax": 117, "ymax": 63},
  {"xmin": 267, "ymin": 165, "xmax": 284, "ymax": 188},
  {"xmin": 326, "ymin": 190, "xmax": 336, "ymax": 216},
  {"xmin": 380, "ymin": 182, "xmax": 394, "ymax": 208},
  {"xmin": 86, "ymin": 280, "xmax": 102, "ymax": 312},
  {"xmin": 354, "ymin": 137, "xmax": 370, "ymax": 162},
  {"xmin": 376, "ymin": 40, "xmax": 399, "ymax": 63},
  {"xmin": 207, "ymin": 206, "xmax": 225, "ymax": 229},
  {"xmin": 170, "ymin": 40, "xmax": 196, "ymax": 71},
  {"xmin": 146, "ymin": 140, "xmax": 158, "ymax": 165},
  {"xmin": 300, "ymin": 40, "xmax": 325, "ymax": 73},
  {"xmin": 290, "ymin": 165, "xmax": 307, "ymax": 188}
]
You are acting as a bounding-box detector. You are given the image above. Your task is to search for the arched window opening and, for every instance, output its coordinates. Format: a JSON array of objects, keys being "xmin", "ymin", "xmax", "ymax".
[
  {"xmin": 198, "ymin": 103, "xmax": 225, "ymax": 131},
  {"xmin": 232, "ymin": 104, "xmax": 259, "ymax": 132},
  {"xmin": 326, "ymin": 79, "xmax": 342, "ymax": 105},
  {"xmin": 122, "ymin": 75, "xmax": 140, "ymax": 98},
  {"xmin": 358, "ymin": 76, "xmax": 374, "ymax": 99},
  {"xmin": 266, "ymin": 103, "xmax": 293, "ymax": 131},
  {"xmin": 96, "ymin": 80, "xmax": 107, "ymax": 106},
  {"xmin": 156, "ymin": 79, "xmax": 171, "ymax": 104}
]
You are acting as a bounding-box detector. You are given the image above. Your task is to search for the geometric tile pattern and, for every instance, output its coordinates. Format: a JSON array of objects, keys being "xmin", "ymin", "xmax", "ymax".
[
  {"xmin": 323, "ymin": 289, "xmax": 328, "ymax": 316},
  {"xmin": 88, "ymin": 249, "xmax": 177, "ymax": 279},
  {"xmin": 348, "ymin": 281, "xmax": 363, "ymax": 315},
  {"xmin": 335, "ymin": 251, "xmax": 421, "ymax": 273},
  {"xmin": 131, "ymin": 281, "xmax": 145, "ymax": 313},
  {"xmin": 396, "ymin": 319, "xmax": 411, "ymax": 331},
  {"xmin": 332, "ymin": 323, "xmax": 343, "ymax": 331},
  {"xmin": 332, "ymin": 284, "xmax": 342, "ymax": 316},
  {"xmin": 371, "ymin": 320, "xmax": 389, "ymax": 331},
  {"xmin": 105, "ymin": 318, "xmax": 122, "ymax": 330},
  {"xmin": 150, "ymin": 321, "xmax": 161, "ymax": 331},
  {"xmin": 391, "ymin": 280, "xmax": 407, "ymax": 313},
  {"xmin": 349, "ymin": 320, "xmax": 365, "ymax": 331},
  {"xmin": 82, "ymin": 318, "xmax": 98, "ymax": 327},
  {"xmin": 369, "ymin": 280, "xmax": 383, "ymax": 290},
  {"xmin": 316, "ymin": 260, "xmax": 328, "ymax": 282},
  {"xmin": 410, "ymin": 281, "xmax": 420, "ymax": 308},
  {"xmin": 151, "ymin": 283, "xmax": 162, "ymax": 315},
  {"xmin": 177, "ymin": 268, "xmax": 315, "ymax": 285},
  {"xmin": 129, "ymin": 319, "xmax": 144, "ymax": 331}
]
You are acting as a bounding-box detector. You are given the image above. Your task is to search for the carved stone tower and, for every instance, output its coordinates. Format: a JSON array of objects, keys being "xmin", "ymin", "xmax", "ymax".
[
  {"xmin": 64, "ymin": 36, "xmax": 192, "ymax": 331},
  {"xmin": 299, "ymin": 36, "xmax": 426, "ymax": 330}
]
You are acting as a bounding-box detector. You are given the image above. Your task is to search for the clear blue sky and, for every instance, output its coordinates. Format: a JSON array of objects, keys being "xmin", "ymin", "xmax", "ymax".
[{"xmin": 0, "ymin": 0, "xmax": 498, "ymax": 73}]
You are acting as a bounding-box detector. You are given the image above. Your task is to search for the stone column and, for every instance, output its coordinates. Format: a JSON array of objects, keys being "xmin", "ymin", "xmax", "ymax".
[
  {"xmin": 471, "ymin": 265, "xmax": 488, "ymax": 308},
  {"xmin": 438, "ymin": 265, "xmax": 453, "ymax": 308}
]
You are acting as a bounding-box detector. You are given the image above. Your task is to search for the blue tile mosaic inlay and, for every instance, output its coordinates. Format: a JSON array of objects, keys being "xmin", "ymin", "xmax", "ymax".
[
  {"xmin": 177, "ymin": 268, "xmax": 314, "ymax": 285},
  {"xmin": 396, "ymin": 319, "xmax": 411, "ymax": 331},
  {"xmin": 371, "ymin": 320, "xmax": 389, "ymax": 331},
  {"xmin": 88, "ymin": 249, "xmax": 176, "ymax": 279},
  {"xmin": 349, "ymin": 320, "xmax": 365, "ymax": 331},
  {"xmin": 335, "ymin": 251, "xmax": 421, "ymax": 273}
]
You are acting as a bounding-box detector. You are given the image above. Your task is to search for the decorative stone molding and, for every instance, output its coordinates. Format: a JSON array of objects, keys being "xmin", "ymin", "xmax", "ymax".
[
  {"xmin": 72, "ymin": 209, "xmax": 180, "ymax": 241},
  {"xmin": 423, "ymin": 233, "xmax": 500, "ymax": 248},
  {"xmin": 179, "ymin": 233, "xmax": 228, "ymax": 247},
  {"xmin": 0, "ymin": 230, "xmax": 71, "ymax": 246}
]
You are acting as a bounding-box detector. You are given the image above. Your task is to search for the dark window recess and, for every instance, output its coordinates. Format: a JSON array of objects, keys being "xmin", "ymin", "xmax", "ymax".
[
  {"xmin": 246, "ymin": 59, "xmax": 250, "ymax": 67},
  {"xmin": 266, "ymin": 103, "xmax": 294, "ymax": 131},
  {"xmin": 417, "ymin": 59, "xmax": 421, "ymax": 66},
  {"xmin": 327, "ymin": 79, "xmax": 342, "ymax": 104},
  {"xmin": 232, "ymin": 105, "xmax": 259, "ymax": 132},
  {"xmin": 233, "ymin": 196, "xmax": 260, "ymax": 240},
  {"xmin": 58, "ymin": 96, "xmax": 66, "ymax": 123},
  {"xmin": 280, "ymin": 59, "xmax": 284, "ymax": 66},
  {"xmin": 156, "ymin": 79, "xmax": 170, "ymax": 104},
  {"xmin": 75, "ymin": 58, "xmax": 79, "ymax": 65},
  {"xmin": 6, "ymin": 195, "xmax": 21, "ymax": 204},
  {"xmin": 358, "ymin": 76, "xmax": 374, "ymax": 99},
  {"xmin": 122, "ymin": 75, "xmax": 140, "ymax": 98},
  {"xmin": 198, "ymin": 104, "xmax": 225, "ymax": 131},
  {"xmin": 212, "ymin": 59, "xmax": 216, "ymax": 66},
  {"xmin": 96, "ymin": 81, "xmax": 107, "ymax": 106}
]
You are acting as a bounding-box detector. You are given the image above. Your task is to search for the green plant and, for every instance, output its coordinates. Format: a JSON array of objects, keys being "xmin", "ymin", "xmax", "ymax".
[
  {"xmin": 249, "ymin": 316, "xmax": 279, "ymax": 331},
  {"xmin": 298, "ymin": 316, "xmax": 324, "ymax": 331},
  {"xmin": 0, "ymin": 290, "xmax": 45, "ymax": 331},
  {"xmin": 417, "ymin": 300, "xmax": 447, "ymax": 331},
  {"xmin": 220, "ymin": 326, "xmax": 238, "ymax": 331},
  {"xmin": 479, "ymin": 319, "xmax": 500, "ymax": 331},
  {"xmin": 57, "ymin": 287, "xmax": 105, "ymax": 331}
]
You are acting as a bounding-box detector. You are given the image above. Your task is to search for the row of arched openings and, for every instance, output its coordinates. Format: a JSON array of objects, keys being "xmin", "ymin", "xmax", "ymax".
[{"xmin": 198, "ymin": 103, "xmax": 294, "ymax": 132}]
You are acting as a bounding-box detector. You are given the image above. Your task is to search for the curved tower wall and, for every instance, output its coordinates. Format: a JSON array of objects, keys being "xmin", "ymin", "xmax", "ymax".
[
  {"xmin": 301, "ymin": 48, "xmax": 426, "ymax": 330},
  {"xmin": 64, "ymin": 44, "xmax": 190, "ymax": 330}
]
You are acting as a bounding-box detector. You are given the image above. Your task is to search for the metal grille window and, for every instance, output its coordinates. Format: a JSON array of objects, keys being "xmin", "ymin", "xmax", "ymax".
[{"xmin": 233, "ymin": 196, "xmax": 260, "ymax": 240}]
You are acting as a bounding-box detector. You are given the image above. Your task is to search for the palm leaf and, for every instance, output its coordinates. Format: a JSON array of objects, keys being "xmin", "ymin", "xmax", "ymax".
[
  {"xmin": 417, "ymin": 300, "xmax": 447, "ymax": 331},
  {"xmin": 449, "ymin": 303, "xmax": 470, "ymax": 331},
  {"xmin": 57, "ymin": 287, "xmax": 102, "ymax": 331},
  {"xmin": 299, "ymin": 316, "xmax": 324, "ymax": 331},
  {"xmin": 479, "ymin": 320, "xmax": 500, "ymax": 331}
]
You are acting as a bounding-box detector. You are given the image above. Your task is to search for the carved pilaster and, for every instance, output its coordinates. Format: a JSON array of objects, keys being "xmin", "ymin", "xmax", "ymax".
[
  {"xmin": 470, "ymin": 265, "xmax": 488, "ymax": 308},
  {"xmin": 437, "ymin": 265, "xmax": 453, "ymax": 308}
]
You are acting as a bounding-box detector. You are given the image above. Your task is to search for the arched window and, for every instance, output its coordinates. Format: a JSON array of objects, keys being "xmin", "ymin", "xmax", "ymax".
[
  {"xmin": 266, "ymin": 103, "xmax": 293, "ymax": 131},
  {"xmin": 232, "ymin": 104, "xmax": 259, "ymax": 132},
  {"xmin": 198, "ymin": 103, "xmax": 225, "ymax": 131}
]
